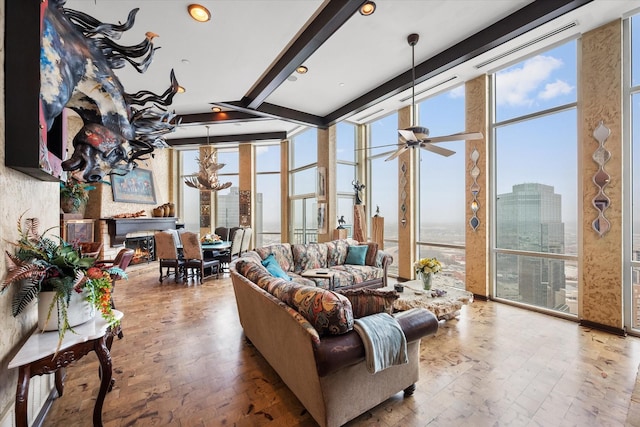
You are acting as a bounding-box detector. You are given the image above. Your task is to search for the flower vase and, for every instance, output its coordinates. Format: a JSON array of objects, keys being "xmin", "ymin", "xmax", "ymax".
[
  {"xmin": 420, "ymin": 272, "xmax": 433, "ymax": 290},
  {"xmin": 37, "ymin": 290, "xmax": 95, "ymax": 331}
]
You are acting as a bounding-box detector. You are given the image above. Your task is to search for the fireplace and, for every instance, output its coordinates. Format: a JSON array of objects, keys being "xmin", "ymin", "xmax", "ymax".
[{"xmin": 125, "ymin": 236, "xmax": 155, "ymax": 265}]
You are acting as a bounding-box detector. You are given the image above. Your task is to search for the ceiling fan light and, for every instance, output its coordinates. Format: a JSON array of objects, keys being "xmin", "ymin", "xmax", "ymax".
[
  {"xmin": 359, "ymin": 1, "xmax": 376, "ymax": 16},
  {"xmin": 407, "ymin": 126, "xmax": 429, "ymax": 138},
  {"xmin": 188, "ymin": 4, "xmax": 211, "ymax": 22}
]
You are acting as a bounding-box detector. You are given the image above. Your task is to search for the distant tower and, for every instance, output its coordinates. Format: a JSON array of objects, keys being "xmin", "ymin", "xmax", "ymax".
[{"xmin": 496, "ymin": 183, "xmax": 566, "ymax": 309}]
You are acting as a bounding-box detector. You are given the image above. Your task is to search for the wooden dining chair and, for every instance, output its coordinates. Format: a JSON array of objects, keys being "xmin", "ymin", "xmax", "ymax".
[
  {"xmin": 180, "ymin": 232, "xmax": 220, "ymax": 282},
  {"xmin": 215, "ymin": 228, "xmax": 244, "ymax": 272},
  {"xmin": 154, "ymin": 231, "xmax": 185, "ymax": 283},
  {"xmin": 239, "ymin": 227, "xmax": 252, "ymax": 254}
]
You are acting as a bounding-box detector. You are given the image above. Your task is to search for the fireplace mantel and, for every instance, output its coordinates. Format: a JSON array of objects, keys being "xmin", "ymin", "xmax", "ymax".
[{"xmin": 105, "ymin": 217, "xmax": 177, "ymax": 245}]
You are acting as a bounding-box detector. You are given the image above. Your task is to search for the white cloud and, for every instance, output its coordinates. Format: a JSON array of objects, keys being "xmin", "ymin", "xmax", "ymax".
[
  {"xmin": 255, "ymin": 146, "xmax": 269, "ymax": 156},
  {"xmin": 448, "ymin": 85, "xmax": 465, "ymax": 99},
  {"xmin": 495, "ymin": 55, "xmax": 564, "ymax": 107},
  {"xmin": 538, "ymin": 79, "xmax": 573, "ymax": 100}
]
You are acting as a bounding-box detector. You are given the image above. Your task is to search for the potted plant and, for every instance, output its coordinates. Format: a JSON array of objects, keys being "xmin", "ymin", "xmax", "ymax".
[
  {"xmin": 1, "ymin": 214, "xmax": 126, "ymax": 350},
  {"xmin": 59, "ymin": 177, "xmax": 97, "ymax": 214}
]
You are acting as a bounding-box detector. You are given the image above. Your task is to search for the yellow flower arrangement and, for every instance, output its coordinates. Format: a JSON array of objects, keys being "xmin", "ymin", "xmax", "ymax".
[{"xmin": 414, "ymin": 257, "xmax": 442, "ymax": 275}]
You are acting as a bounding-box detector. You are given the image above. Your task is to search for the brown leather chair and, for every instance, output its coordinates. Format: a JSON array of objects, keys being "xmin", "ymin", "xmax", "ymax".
[
  {"xmin": 214, "ymin": 226, "xmax": 229, "ymax": 241},
  {"xmin": 215, "ymin": 228, "xmax": 244, "ymax": 272},
  {"xmin": 154, "ymin": 231, "xmax": 185, "ymax": 283},
  {"xmin": 180, "ymin": 232, "xmax": 220, "ymax": 282}
]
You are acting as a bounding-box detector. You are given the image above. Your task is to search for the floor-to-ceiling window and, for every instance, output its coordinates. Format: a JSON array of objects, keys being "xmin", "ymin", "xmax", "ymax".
[
  {"xmin": 417, "ymin": 86, "xmax": 467, "ymax": 289},
  {"xmin": 255, "ymin": 143, "xmax": 281, "ymax": 246},
  {"xmin": 628, "ymin": 13, "xmax": 640, "ymax": 331},
  {"xmin": 179, "ymin": 149, "xmax": 201, "ymax": 231},
  {"xmin": 368, "ymin": 113, "xmax": 399, "ymax": 275},
  {"xmin": 336, "ymin": 122, "xmax": 356, "ymax": 231},
  {"xmin": 215, "ymin": 148, "xmax": 239, "ymax": 228},
  {"xmin": 290, "ymin": 129, "xmax": 317, "ymax": 243},
  {"xmin": 492, "ymin": 40, "xmax": 578, "ymax": 315}
]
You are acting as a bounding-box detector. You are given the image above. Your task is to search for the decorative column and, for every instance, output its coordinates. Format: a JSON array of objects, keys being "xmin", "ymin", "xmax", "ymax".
[
  {"xmin": 465, "ymin": 76, "xmax": 488, "ymax": 298},
  {"xmin": 397, "ymin": 105, "xmax": 416, "ymax": 280},
  {"xmin": 579, "ymin": 20, "xmax": 623, "ymax": 333},
  {"xmin": 317, "ymin": 127, "xmax": 336, "ymax": 243}
]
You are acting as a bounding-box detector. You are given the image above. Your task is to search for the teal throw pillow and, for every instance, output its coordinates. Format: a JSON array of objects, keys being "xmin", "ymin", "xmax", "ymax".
[
  {"xmin": 262, "ymin": 254, "xmax": 291, "ymax": 281},
  {"xmin": 345, "ymin": 245, "xmax": 368, "ymax": 265}
]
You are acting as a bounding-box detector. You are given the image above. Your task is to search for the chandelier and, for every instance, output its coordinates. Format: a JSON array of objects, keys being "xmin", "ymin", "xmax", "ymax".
[{"xmin": 184, "ymin": 126, "xmax": 232, "ymax": 191}]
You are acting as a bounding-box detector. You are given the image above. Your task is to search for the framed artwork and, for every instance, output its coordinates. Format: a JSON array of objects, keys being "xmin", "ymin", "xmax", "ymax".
[
  {"xmin": 111, "ymin": 168, "xmax": 157, "ymax": 204},
  {"xmin": 317, "ymin": 202, "xmax": 327, "ymax": 234},
  {"xmin": 317, "ymin": 167, "xmax": 326, "ymax": 202}
]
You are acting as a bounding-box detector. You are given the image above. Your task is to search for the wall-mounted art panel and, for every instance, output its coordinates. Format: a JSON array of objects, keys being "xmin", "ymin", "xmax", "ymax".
[{"xmin": 591, "ymin": 121, "xmax": 611, "ymax": 237}]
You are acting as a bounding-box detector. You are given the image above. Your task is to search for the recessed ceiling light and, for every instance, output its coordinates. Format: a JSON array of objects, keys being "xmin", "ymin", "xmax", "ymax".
[
  {"xmin": 181, "ymin": 59, "xmax": 190, "ymax": 64},
  {"xmin": 188, "ymin": 4, "xmax": 211, "ymax": 22},
  {"xmin": 211, "ymin": 107, "xmax": 221, "ymax": 113},
  {"xmin": 296, "ymin": 65, "xmax": 308, "ymax": 74},
  {"xmin": 359, "ymin": 1, "xmax": 376, "ymax": 16}
]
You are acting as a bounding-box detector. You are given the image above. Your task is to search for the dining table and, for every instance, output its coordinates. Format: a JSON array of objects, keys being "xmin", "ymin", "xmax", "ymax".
[{"xmin": 201, "ymin": 241, "xmax": 232, "ymax": 259}]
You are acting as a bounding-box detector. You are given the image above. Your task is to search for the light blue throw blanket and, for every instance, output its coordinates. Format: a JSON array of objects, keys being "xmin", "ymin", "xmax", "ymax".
[{"xmin": 353, "ymin": 313, "xmax": 408, "ymax": 374}]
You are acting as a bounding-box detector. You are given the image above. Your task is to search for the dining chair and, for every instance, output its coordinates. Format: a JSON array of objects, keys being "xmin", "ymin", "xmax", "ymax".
[
  {"xmin": 79, "ymin": 242, "xmax": 103, "ymax": 259},
  {"xmin": 95, "ymin": 248, "xmax": 134, "ymax": 339},
  {"xmin": 215, "ymin": 228, "xmax": 244, "ymax": 272},
  {"xmin": 240, "ymin": 227, "xmax": 252, "ymax": 254},
  {"xmin": 214, "ymin": 226, "xmax": 229, "ymax": 241},
  {"xmin": 180, "ymin": 231, "xmax": 221, "ymax": 282},
  {"xmin": 154, "ymin": 231, "xmax": 185, "ymax": 283}
]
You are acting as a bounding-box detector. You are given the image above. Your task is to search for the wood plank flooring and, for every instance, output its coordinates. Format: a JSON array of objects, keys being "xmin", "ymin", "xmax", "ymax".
[{"xmin": 42, "ymin": 265, "xmax": 640, "ymax": 426}]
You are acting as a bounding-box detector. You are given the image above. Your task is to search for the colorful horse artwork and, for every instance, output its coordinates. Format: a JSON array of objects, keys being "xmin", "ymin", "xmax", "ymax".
[{"xmin": 41, "ymin": 0, "xmax": 179, "ymax": 182}]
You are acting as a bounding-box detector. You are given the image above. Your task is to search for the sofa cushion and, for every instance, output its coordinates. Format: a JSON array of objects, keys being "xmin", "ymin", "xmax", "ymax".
[
  {"xmin": 255, "ymin": 243, "xmax": 294, "ymax": 272},
  {"xmin": 345, "ymin": 245, "xmax": 368, "ymax": 265},
  {"xmin": 363, "ymin": 242, "xmax": 379, "ymax": 266},
  {"xmin": 262, "ymin": 254, "xmax": 291, "ymax": 281},
  {"xmin": 331, "ymin": 265, "xmax": 383, "ymax": 288},
  {"xmin": 292, "ymin": 243, "xmax": 328, "ymax": 273},
  {"xmin": 234, "ymin": 259, "xmax": 271, "ymax": 285},
  {"xmin": 337, "ymin": 288, "xmax": 399, "ymax": 318},
  {"xmin": 262, "ymin": 278, "xmax": 354, "ymax": 336},
  {"xmin": 326, "ymin": 239, "xmax": 350, "ymax": 266}
]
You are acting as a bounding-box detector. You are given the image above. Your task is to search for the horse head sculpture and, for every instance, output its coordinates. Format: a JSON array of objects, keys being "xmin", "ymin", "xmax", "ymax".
[{"xmin": 41, "ymin": 0, "xmax": 179, "ymax": 182}]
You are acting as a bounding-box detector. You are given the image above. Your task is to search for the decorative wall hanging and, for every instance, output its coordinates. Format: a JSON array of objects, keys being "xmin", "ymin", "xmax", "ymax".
[
  {"xmin": 239, "ymin": 190, "xmax": 252, "ymax": 227},
  {"xmin": 317, "ymin": 167, "xmax": 327, "ymax": 202},
  {"xmin": 31, "ymin": 1, "xmax": 179, "ymax": 182},
  {"xmin": 469, "ymin": 148, "xmax": 481, "ymax": 231},
  {"xmin": 184, "ymin": 127, "xmax": 233, "ymax": 191},
  {"xmin": 317, "ymin": 203, "xmax": 328, "ymax": 234},
  {"xmin": 591, "ymin": 121, "xmax": 611, "ymax": 237},
  {"xmin": 400, "ymin": 162, "xmax": 408, "ymax": 228}
]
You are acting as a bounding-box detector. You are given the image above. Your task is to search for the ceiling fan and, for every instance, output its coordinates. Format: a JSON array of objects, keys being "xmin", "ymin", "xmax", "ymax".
[{"xmin": 374, "ymin": 33, "xmax": 483, "ymax": 161}]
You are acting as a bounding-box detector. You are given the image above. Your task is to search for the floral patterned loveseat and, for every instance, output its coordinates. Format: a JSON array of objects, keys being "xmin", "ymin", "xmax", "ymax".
[{"xmin": 239, "ymin": 238, "xmax": 392, "ymax": 290}]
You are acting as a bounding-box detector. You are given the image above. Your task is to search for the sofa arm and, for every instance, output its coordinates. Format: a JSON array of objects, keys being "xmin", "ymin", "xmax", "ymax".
[
  {"xmin": 375, "ymin": 250, "xmax": 393, "ymax": 287},
  {"xmin": 314, "ymin": 307, "xmax": 438, "ymax": 377}
]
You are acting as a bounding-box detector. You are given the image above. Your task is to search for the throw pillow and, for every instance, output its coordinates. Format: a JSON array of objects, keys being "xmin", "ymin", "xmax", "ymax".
[
  {"xmin": 337, "ymin": 288, "xmax": 399, "ymax": 318},
  {"xmin": 362, "ymin": 242, "xmax": 378, "ymax": 266},
  {"xmin": 345, "ymin": 245, "xmax": 368, "ymax": 265},
  {"xmin": 262, "ymin": 254, "xmax": 291, "ymax": 281}
]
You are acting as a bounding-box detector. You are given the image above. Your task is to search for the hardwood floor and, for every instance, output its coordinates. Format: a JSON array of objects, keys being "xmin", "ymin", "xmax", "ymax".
[{"xmin": 43, "ymin": 265, "xmax": 640, "ymax": 426}]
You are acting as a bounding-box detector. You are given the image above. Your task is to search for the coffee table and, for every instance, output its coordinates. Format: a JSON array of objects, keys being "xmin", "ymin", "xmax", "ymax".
[
  {"xmin": 302, "ymin": 269, "xmax": 336, "ymax": 290},
  {"xmin": 385, "ymin": 281, "xmax": 473, "ymax": 320}
]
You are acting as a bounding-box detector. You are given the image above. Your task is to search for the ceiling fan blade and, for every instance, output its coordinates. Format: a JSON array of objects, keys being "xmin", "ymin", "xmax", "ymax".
[
  {"xmin": 427, "ymin": 132, "xmax": 484, "ymax": 143},
  {"xmin": 420, "ymin": 143, "xmax": 456, "ymax": 157},
  {"xmin": 354, "ymin": 143, "xmax": 403, "ymax": 151},
  {"xmin": 385, "ymin": 146, "xmax": 409, "ymax": 161},
  {"xmin": 398, "ymin": 129, "xmax": 418, "ymax": 142}
]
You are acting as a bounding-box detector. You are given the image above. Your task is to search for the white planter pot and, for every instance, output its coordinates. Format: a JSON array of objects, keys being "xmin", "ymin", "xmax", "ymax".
[{"xmin": 38, "ymin": 290, "xmax": 95, "ymax": 331}]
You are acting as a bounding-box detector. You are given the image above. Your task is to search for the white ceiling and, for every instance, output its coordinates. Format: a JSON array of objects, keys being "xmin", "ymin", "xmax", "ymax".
[{"xmin": 64, "ymin": 0, "xmax": 640, "ymax": 146}]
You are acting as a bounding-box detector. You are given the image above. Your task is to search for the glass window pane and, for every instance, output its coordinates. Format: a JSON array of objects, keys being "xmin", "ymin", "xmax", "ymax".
[
  {"xmin": 292, "ymin": 129, "xmax": 316, "ymax": 168},
  {"xmin": 417, "ymin": 246, "xmax": 466, "ymax": 289},
  {"xmin": 495, "ymin": 110, "xmax": 577, "ymax": 254},
  {"xmin": 633, "ymin": 15, "xmax": 640, "ymax": 87},
  {"xmin": 495, "ymin": 41, "xmax": 577, "ymax": 123},
  {"xmin": 370, "ymin": 113, "xmax": 398, "ymax": 156},
  {"xmin": 291, "ymin": 168, "xmax": 316, "ymax": 196},
  {"xmin": 633, "ymin": 93, "xmax": 640, "ymax": 258},
  {"xmin": 256, "ymin": 145, "xmax": 280, "ymax": 173},
  {"xmin": 418, "ymin": 87, "xmax": 466, "ymax": 246},
  {"xmin": 217, "ymin": 149, "xmax": 239, "ymax": 174},
  {"xmin": 215, "ymin": 179, "xmax": 240, "ymax": 227},
  {"xmin": 256, "ymin": 173, "xmax": 281, "ymax": 246},
  {"xmin": 180, "ymin": 150, "xmax": 200, "ymax": 231},
  {"xmin": 337, "ymin": 122, "xmax": 356, "ymax": 162},
  {"xmin": 337, "ymin": 196, "xmax": 354, "ymax": 233},
  {"xmin": 337, "ymin": 163, "xmax": 355, "ymax": 193},
  {"xmin": 496, "ymin": 255, "xmax": 577, "ymax": 314}
]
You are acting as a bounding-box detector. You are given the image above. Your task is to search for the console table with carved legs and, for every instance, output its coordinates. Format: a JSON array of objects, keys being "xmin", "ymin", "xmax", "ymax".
[{"xmin": 8, "ymin": 311, "xmax": 123, "ymax": 427}]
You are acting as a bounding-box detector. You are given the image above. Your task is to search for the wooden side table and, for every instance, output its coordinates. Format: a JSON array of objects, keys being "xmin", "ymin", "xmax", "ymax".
[
  {"xmin": 302, "ymin": 269, "xmax": 336, "ymax": 290},
  {"xmin": 8, "ymin": 311, "xmax": 123, "ymax": 427}
]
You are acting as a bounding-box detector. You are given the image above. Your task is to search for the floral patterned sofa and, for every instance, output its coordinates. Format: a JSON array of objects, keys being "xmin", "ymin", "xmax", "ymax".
[
  {"xmin": 230, "ymin": 255, "xmax": 439, "ymax": 427},
  {"xmin": 240, "ymin": 239, "xmax": 392, "ymax": 290}
]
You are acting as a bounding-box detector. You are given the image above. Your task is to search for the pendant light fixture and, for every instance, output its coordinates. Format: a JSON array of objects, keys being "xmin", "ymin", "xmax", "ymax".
[{"xmin": 184, "ymin": 126, "xmax": 232, "ymax": 191}]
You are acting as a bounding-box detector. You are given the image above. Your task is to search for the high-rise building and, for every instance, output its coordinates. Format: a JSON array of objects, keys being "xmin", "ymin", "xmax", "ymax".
[{"xmin": 496, "ymin": 183, "xmax": 566, "ymax": 309}]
